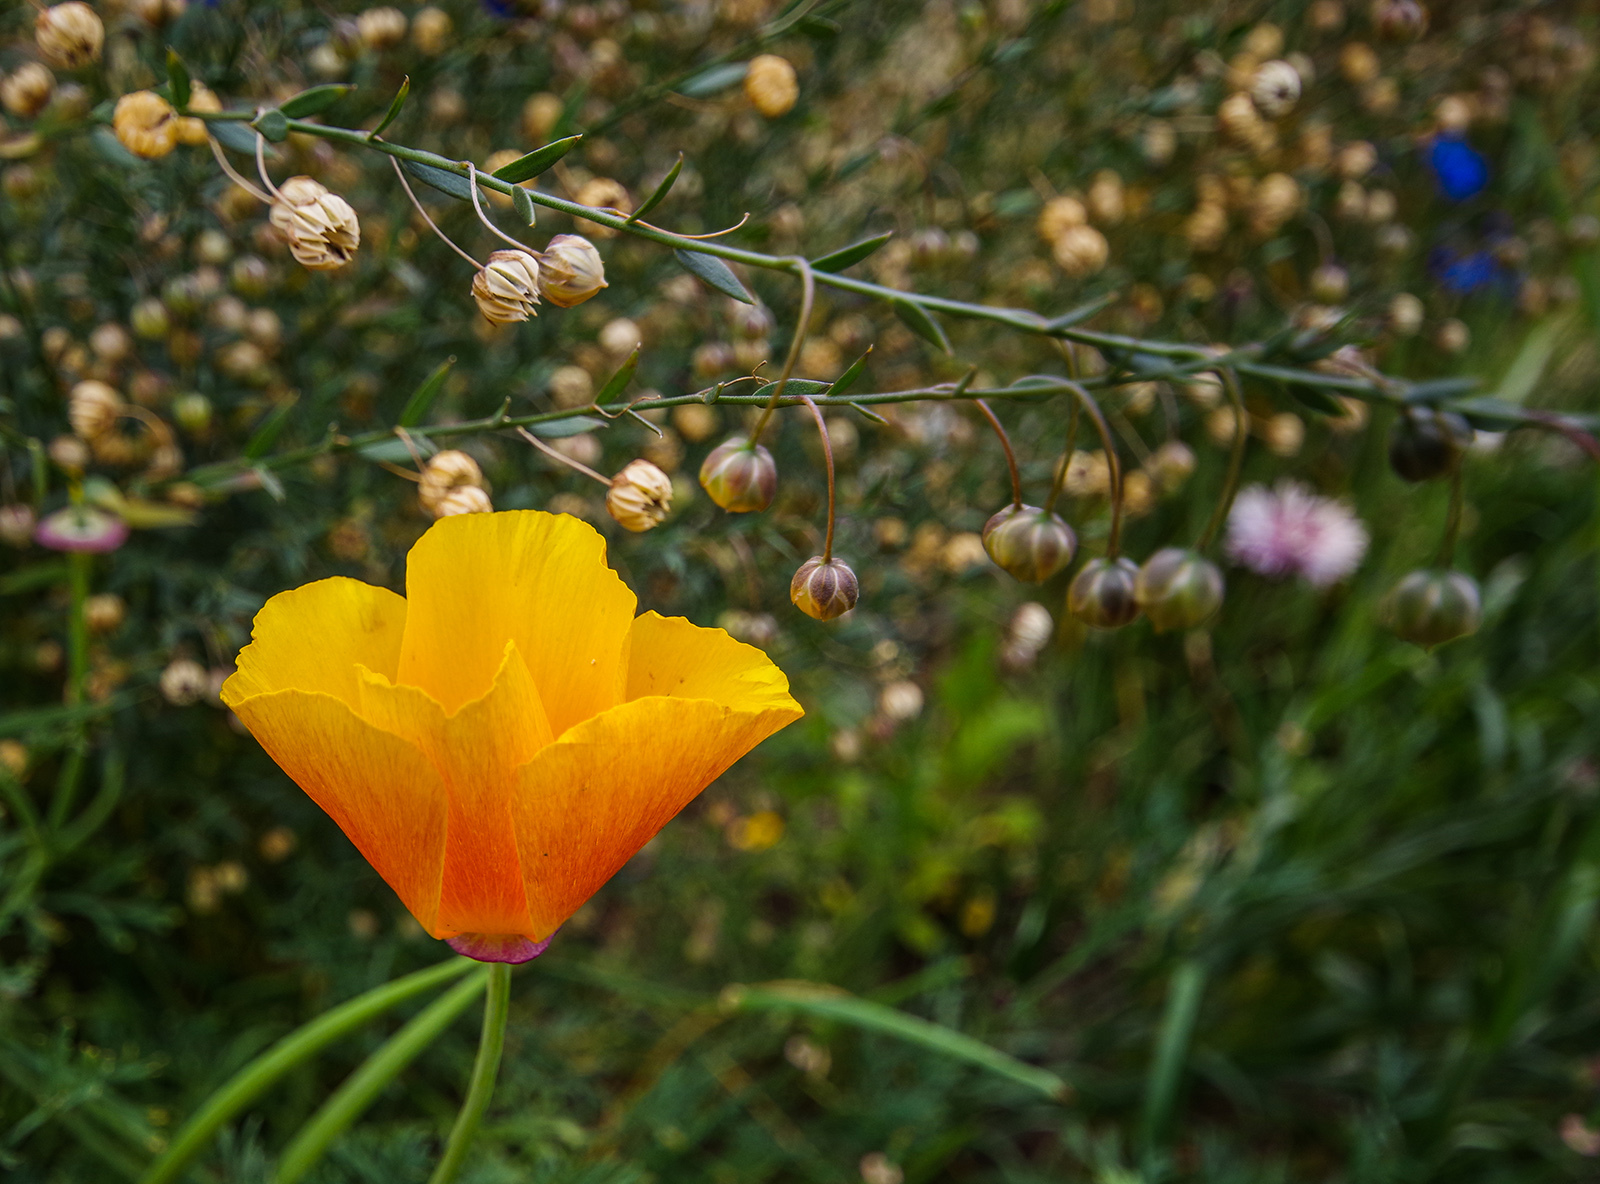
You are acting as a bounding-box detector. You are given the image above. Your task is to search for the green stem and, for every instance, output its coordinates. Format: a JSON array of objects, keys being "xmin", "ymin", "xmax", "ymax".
[
  {"xmin": 428, "ymin": 962, "xmax": 513, "ymax": 1184},
  {"xmin": 798, "ymin": 397, "xmax": 837, "ymax": 562},
  {"xmin": 276, "ymin": 970, "xmax": 490, "ymax": 1184},
  {"xmin": 1437, "ymin": 465, "xmax": 1464, "ymax": 569},
  {"xmin": 973, "ymin": 400, "xmax": 1023, "ymax": 508},
  {"xmin": 139, "ymin": 958, "xmax": 478, "ymax": 1184},
  {"xmin": 1064, "ymin": 384, "xmax": 1122, "ymax": 557},
  {"xmin": 749, "ymin": 256, "xmax": 815, "ymax": 447},
  {"xmin": 66, "ymin": 549, "xmax": 90, "ymax": 707},
  {"xmin": 1139, "ymin": 959, "xmax": 1207, "ymax": 1157},
  {"xmin": 1196, "ymin": 368, "xmax": 1249, "ymax": 553}
]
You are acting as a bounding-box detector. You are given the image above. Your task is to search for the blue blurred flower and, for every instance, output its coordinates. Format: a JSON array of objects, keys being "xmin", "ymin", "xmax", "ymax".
[
  {"xmin": 482, "ymin": 0, "xmax": 517, "ymax": 15},
  {"xmin": 1428, "ymin": 137, "xmax": 1489, "ymax": 202},
  {"xmin": 1427, "ymin": 245, "xmax": 1501, "ymax": 295}
]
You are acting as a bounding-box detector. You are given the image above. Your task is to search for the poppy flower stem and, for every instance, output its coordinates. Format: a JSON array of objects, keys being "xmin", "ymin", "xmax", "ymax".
[
  {"xmin": 428, "ymin": 962, "xmax": 512, "ymax": 1184},
  {"xmin": 1437, "ymin": 465, "xmax": 1464, "ymax": 569},
  {"xmin": 973, "ymin": 399, "xmax": 1023, "ymax": 509},
  {"xmin": 749, "ymin": 256, "xmax": 816, "ymax": 448},
  {"xmin": 1197, "ymin": 368, "xmax": 1249, "ymax": 553},
  {"xmin": 1064, "ymin": 383, "xmax": 1122, "ymax": 558},
  {"xmin": 1043, "ymin": 400, "xmax": 1080, "ymax": 516}
]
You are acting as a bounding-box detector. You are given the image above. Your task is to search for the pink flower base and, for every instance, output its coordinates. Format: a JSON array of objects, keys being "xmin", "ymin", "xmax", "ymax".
[{"xmin": 445, "ymin": 932, "xmax": 555, "ymax": 964}]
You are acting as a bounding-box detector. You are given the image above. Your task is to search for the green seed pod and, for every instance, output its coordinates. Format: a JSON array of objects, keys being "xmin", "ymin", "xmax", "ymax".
[
  {"xmin": 1067, "ymin": 557, "xmax": 1141, "ymax": 629},
  {"xmin": 982, "ymin": 504, "xmax": 1077, "ymax": 583},
  {"xmin": 791, "ymin": 556, "xmax": 858, "ymax": 621},
  {"xmin": 130, "ymin": 296, "xmax": 169, "ymax": 341},
  {"xmin": 172, "ymin": 391, "xmax": 212, "ymax": 436},
  {"xmin": 1385, "ymin": 568, "xmax": 1480, "ymax": 649},
  {"xmin": 1135, "ymin": 547, "xmax": 1225, "ymax": 632},
  {"xmin": 1388, "ymin": 408, "xmax": 1471, "ymax": 483},
  {"xmin": 699, "ymin": 436, "xmax": 777, "ymax": 512}
]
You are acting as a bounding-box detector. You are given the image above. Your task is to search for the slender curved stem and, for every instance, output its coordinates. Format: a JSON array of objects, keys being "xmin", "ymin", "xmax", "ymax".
[
  {"xmin": 750, "ymin": 256, "xmax": 815, "ymax": 447},
  {"xmin": 517, "ymin": 427, "xmax": 613, "ymax": 487},
  {"xmin": 466, "ymin": 163, "xmax": 534, "ymax": 254},
  {"xmin": 428, "ymin": 963, "xmax": 513, "ymax": 1184},
  {"xmin": 1437, "ymin": 465, "xmax": 1464, "ymax": 568},
  {"xmin": 1065, "ymin": 384, "xmax": 1123, "ymax": 557},
  {"xmin": 974, "ymin": 399, "xmax": 1022, "ymax": 508},
  {"xmin": 798, "ymin": 397, "xmax": 836, "ymax": 562},
  {"xmin": 1197, "ymin": 368, "xmax": 1249, "ymax": 553},
  {"xmin": 140, "ymin": 959, "xmax": 478, "ymax": 1184},
  {"xmin": 276, "ymin": 971, "xmax": 489, "ymax": 1184},
  {"xmin": 392, "ymin": 157, "xmax": 482, "ymax": 269},
  {"xmin": 207, "ymin": 135, "xmax": 271, "ymax": 203},
  {"xmin": 1044, "ymin": 399, "xmax": 1080, "ymax": 516}
]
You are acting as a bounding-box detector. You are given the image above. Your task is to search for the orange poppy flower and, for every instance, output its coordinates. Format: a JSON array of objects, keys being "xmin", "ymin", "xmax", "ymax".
[{"xmin": 221, "ymin": 511, "xmax": 803, "ymax": 962}]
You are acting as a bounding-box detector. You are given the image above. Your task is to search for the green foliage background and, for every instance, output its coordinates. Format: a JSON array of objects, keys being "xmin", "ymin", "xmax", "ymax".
[{"xmin": 2, "ymin": 1, "xmax": 1600, "ymax": 1182}]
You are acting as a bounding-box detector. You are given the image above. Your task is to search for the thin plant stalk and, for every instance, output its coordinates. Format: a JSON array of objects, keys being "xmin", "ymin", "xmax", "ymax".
[
  {"xmin": 750, "ymin": 256, "xmax": 816, "ymax": 447},
  {"xmin": 517, "ymin": 427, "xmax": 613, "ymax": 487},
  {"xmin": 465, "ymin": 163, "xmax": 535, "ymax": 253},
  {"xmin": 1064, "ymin": 383, "xmax": 1123, "ymax": 557},
  {"xmin": 798, "ymin": 396, "xmax": 837, "ymax": 562},
  {"xmin": 973, "ymin": 399, "xmax": 1022, "ymax": 508},
  {"xmin": 428, "ymin": 963, "xmax": 513, "ymax": 1184},
  {"xmin": 1043, "ymin": 399, "xmax": 1080, "ymax": 515},
  {"xmin": 391, "ymin": 157, "xmax": 482, "ymax": 269},
  {"xmin": 1437, "ymin": 465, "xmax": 1465, "ymax": 569},
  {"xmin": 1197, "ymin": 368, "xmax": 1249, "ymax": 553}
]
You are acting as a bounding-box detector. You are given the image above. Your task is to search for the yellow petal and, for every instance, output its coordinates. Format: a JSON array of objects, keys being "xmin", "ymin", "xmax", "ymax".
[
  {"xmin": 223, "ymin": 577, "xmax": 407, "ymax": 709},
  {"xmin": 229, "ymin": 690, "xmax": 447, "ymax": 932},
  {"xmin": 624, "ymin": 611, "xmax": 799, "ymax": 711},
  {"xmin": 357, "ymin": 641, "xmax": 554, "ymax": 937},
  {"xmin": 509, "ymin": 616, "xmax": 803, "ymax": 937},
  {"xmin": 396, "ymin": 511, "xmax": 636, "ymax": 733}
]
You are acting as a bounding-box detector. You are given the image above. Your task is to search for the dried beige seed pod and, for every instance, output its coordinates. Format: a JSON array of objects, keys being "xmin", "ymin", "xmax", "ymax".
[
  {"xmin": 85, "ymin": 592, "xmax": 126, "ymax": 633},
  {"xmin": 471, "ymin": 249, "xmax": 541, "ymax": 325},
  {"xmin": 161, "ymin": 658, "xmax": 209, "ymax": 705},
  {"xmin": 357, "ymin": 6, "xmax": 409, "ymax": 50},
  {"xmin": 1185, "ymin": 202, "xmax": 1228, "ymax": 251},
  {"xmin": 1250, "ymin": 60, "xmax": 1302, "ymax": 117},
  {"xmin": 1, "ymin": 64, "xmax": 55, "ymax": 120},
  {"xmin": 607, "ymin": 459, "xmax": 673, "ymax": 532},
  {"xmin": 1036, "ymin": 196, "xmax": 1087, "ymax": 243},
  {"xmin": 1217, "ymin": 92, "xmax": 1263, "ymax": 142},
  {"xmin": 269, "ymin": 176, "xmax": 360, "ymax": 270},
  {"xmin": 412, "ymin": 6, "xmax": 453, "ymax": 55},
  {"xmin": 69, "ymin": 380, "xmax": 123, "ymax": 440},
  {"xmin": 537, "ymin": 234, "xmax": 608, "ymax": 307},
  {"xmin": 1388, "ymin": 292, "xmax": 1424, "ymax": 336},
  {"xmin": 114, "ymin": 91, "xmax": 179, "ymax": 160},
  {"xmin": 1051, "ymin": 224, "xmax": 1109, "ymax": 278},
  {"xmin": 418, "ymin": 450, "xmax": 484, "ymax": 512},
  {"xmin": 574, "ymin": 178, "xmax": 631, "ymax": 238},
  {"xmin": 745, "ymin": 54, "xmax": 798, "ymax": 118},
  {"xmin": 176, "ymin": 81, "xmax": 221, "ymax": 147},
  {"xmin": 1086, "ymin": 170, "xmax": 1126, "ymax": 226},
  {"xmin": 434, "ymin": 485, "xmax": 493, "ymax": 516},
  {"xmin": 35, "ymin": 3, "xmax": 104, "ymax": 70},
  {"xmin": 790, "ymin": 556, "xmax": 859, "ymax": 621},
  {"xmin": 1249, "ymin": 173, "xmax": 1301, "ymax": 235}
]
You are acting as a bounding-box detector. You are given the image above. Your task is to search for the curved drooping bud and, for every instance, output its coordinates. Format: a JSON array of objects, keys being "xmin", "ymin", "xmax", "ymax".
[
  {"xmin": 790, "ymin": 556, "xmax": 859, "ymax": 621},
  {"xmin": 1067, "ymin": 557, "xmax": 1141, "ymax": 629},
  {"xmin": 606, "ymin": 459, "xmax": 673, "ymax": 532},
  {"xmin": 745, "ymin": 54, "xmax": 799, "ymax": 118},
  {"xmin": 69, "ymin": 379, "xmax": 123, "ymax": 440},
  {"xmin": 269, "ymin": 176, "xmax": 360, "ymax": 271},
  {"xmin": 1135, "ymin": 547, "xmax": 1225, "ymax": 632},
  {"xmin": 434, "ymin": 485, "xmax": 493, "ymax": 516},
  {"xmin": 1388, "ymin": 408, "xmax": 1472, "ymax": 483},
  {"xmin": 1385, "ymin": 568, "xmax": 1480, "ymax": 649},
  {"xmin": 417, "ymin": 449, "xmax": 484, "ymax": 516},
  {"xmin": 471, "ymin": 249, "xmax": 541, "ymax": 325},
  {"xmin": 982, "ymin": 504, "xmax": 1078, "ymax": 583},
  {"xmin": 113, "ymin": 90, "xmax": 178, "ymax": 159},
  {"xmin": 699, "ymin": 436, "xmax": 777, "ymax": 512},
  {"xmin": 536, "ymin": 235, "xmax": 607, "ymax": 307}
]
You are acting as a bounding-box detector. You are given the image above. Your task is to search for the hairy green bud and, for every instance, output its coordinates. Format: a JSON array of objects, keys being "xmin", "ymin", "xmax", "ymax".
[
  {"xmin": 1135, "ymin": 547, "xmax": 1225, "ymax": 632},
  {"xmin": 1067, "ymin": 557, "xmax": 1141, "ymax": 629},
  {"xmin": 982, "ymin": 504, "xmax": 1077, "ymax": 583}
]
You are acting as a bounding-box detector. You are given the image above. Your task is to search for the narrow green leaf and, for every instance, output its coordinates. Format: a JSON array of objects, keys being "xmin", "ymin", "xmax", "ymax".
[
  {"xmin": 398, "ymin": 356, "xmax": 455, "ymax": 427},
  {"xmin": 627, "ymin": 153, "xmax": 683, "ymax": 224},
  {"xmin": 595, "ymin": 345, "xmax": 641, "ymax": 405},
  {"xmin": 165, "ymin": 50, "xmax": 191, "ymax": 111},
  {"xmin": 251, "ymin": 108, "xmax": 289, "ymax": 143},
  {"xmin": 254, "ymin": 466, "xmax": 286, "ymax": 503},
  {"xmin": 1404, "ymin": 377, "xmax": 1483, "ymax": 404},
  {"xmin": 1282, "ymin": 382, "xmax": 1347, "ymax": 416},
  {"xmin": 356, "ymin": 435, "xmax": 435, "ymax": 464},
  {"xmin": 210, "ymin": 120, "xmax": 257, "ymax": 154},
  {"xmin": 512, "ymin": 184, "xmax": 537, "ymax": 227},
  {"xmin": 369, "ymin": 76, "xmax": 409, "ymax": 138},
  {"xmin": 139, "ymin": 960, "xmax": 478, "ymax": 1184},
  {"xmin": 674, "ymin": 249, "xmax": 753, "ymax": 304},
  {"xmin": 523, "ymin": 415, "xmax": 606, "ymax": 438},
  {"xmin": 279, "ymin": 84, "xmax": 353, "ymax": 119},
  {"xmin": 402, "ymin": 158, "xmax": 472, "ymax": 201},
  {"xmin": 1044, "ymin": 291, "xmax": 1117, "ymax": 330},
  {"xmin": 828, "ymin": 346, "xmax": 873, "ymax": 398},
  {"xmin": 722, "ymin": 981, "xmax": 1069, "ymax": 1102},
  {"xmin": 678, "ymin": 62, "xmax": 749, "ymax": 97},
  {"xmin": 749, "ymin": 378, "xmax": 832, "ymax": 403},
  {"xmin": 812, "ymin": 231, "xmax": 893, "ymax": 273},
  {"xmin": 1140, "ymin": 960, "xmax": 1207, "ymax": 1151},
  {"xmin": 0, "ymin": 560, "xmax": 69, "ymax": 597},
  {"xmin": 275, "ymin": 972, "xmax": 489, "ymax": 1184},
  {"xmin": 491, "ymin": 134, "xmax": 582, "ymax": 184},
  {"xmin": 244, "ymin": 396, "xmax": 298, "ymax": 458},
  {"xmin": 892, "ymin": 298, "xmax": 952, "ymax": 353},
  {"xmin": 1451, "ymin": 396, "xmax": 1530, "ymax": 432},
  {"xmin": 1004, "ymin": 375, "xmax": 1067, "ymax": 403}
]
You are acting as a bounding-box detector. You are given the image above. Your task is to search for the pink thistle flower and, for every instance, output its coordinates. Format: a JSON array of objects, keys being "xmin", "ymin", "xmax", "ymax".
[{"xmin": 1225, "ymin": 482, "xmax": 1369, "ymax": 588}]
